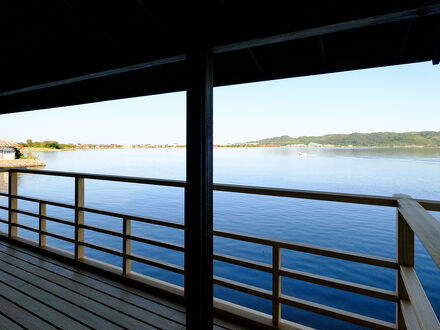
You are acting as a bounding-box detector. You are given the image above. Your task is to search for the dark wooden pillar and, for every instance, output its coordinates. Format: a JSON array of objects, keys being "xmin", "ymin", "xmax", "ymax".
[{"xmin": 185, "ymin": 48, "xmax": 213, "ymax": 329}]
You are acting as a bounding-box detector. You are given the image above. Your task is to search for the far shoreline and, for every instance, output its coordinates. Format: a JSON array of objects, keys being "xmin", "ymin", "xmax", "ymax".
[{"xmin": 21, "ymin": 145, "xmax": 440, "ymax": 152}]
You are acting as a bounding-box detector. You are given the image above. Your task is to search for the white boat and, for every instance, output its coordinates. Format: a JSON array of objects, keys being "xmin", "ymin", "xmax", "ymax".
[{"xmin": 298, "ymin": 152, "xmax": 307, "ymax": 157}]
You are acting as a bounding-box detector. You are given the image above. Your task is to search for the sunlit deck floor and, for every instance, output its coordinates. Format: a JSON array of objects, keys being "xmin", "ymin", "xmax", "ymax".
[{"xmin": 0, "ymin": 239, "xmax": 248, "ymax": 330}]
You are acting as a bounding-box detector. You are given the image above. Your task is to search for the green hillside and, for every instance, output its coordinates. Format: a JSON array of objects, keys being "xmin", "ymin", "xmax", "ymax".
[{"xmin": 247, "ymin": 131, "xmax": 440, "ymax": 147}]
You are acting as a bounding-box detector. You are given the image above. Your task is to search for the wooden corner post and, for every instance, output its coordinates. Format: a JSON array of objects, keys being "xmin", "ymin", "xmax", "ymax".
[
  {"xmin": 185, "ymin": 48, "xmax": 214, "ymax": 329},
  {"xmin": 75, "ymin": 177, "xmax": 85, "ymax": 260},
  {"xmin": 394, "ymin": 194, "xmax": 414, "ymax": 329},
  {"xmin": 8, "ymin": 170, "xmax": 17, "ymax": 238}
]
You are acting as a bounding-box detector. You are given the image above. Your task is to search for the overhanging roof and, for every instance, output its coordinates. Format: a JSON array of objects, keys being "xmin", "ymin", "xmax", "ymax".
[{"xmin": 1, "ymin": 1, "xmax": 439, "ymax": 114}]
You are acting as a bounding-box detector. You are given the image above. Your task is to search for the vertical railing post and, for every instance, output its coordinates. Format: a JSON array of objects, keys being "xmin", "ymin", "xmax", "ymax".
[
  {"xmin": 75, "ymin": 177, "xmax": 85, "ymax": 260},
  {"xmin": 123, "ymin": 218, "xmax": 131, "ymax": 275},
  {"xmin": 272, "ymin": 245, "xmax": 281, "ymax": 326},
  {"xmin": 394, "ymin": 194, "xmax": 414, "ymax": 329},
  {"xmin": 8, "ymin": 170, "xmax": 17, "ymax": 238},
  {"xmin": 39, "ymin": 203, "xmax": 46, "ymax": 247}
]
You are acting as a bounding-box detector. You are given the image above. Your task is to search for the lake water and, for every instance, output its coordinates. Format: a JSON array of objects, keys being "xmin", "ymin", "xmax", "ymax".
[{"xmin": 1, "ymin": 147, "xmax": 439, "ymax": 329}]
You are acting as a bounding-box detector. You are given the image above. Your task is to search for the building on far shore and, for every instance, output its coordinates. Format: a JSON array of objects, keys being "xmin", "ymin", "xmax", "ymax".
[
  {"xmin": 308, "ymin": 142, "xmax": 323, "ymax": 147},
  {"xmin": 0, "ymin": 138, "xmax": 22, "ymax": 160}
]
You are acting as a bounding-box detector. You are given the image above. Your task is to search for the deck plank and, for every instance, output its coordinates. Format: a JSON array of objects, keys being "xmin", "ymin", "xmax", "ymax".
[
  {"xmin": 0, "ymin": 297, "xmax": 42, "ymax": 330},
  {"xmin": 0, "ymin": 278, "xmax": 88, "ymax": 329},
  {"xmin": 0, "ymin": 259, "xmax": 138, "ymax": 329},
  {"xmin": 0, "ymin": 239, "xmax": 251, "ymax": 330},
  {"xmin": 0, "ymin": 242, "xmax": 185, "ymax": 328},
  {"xmin": 0, "ymin": 240, "xmax": 185, "ymax": 314},
  {"xmin": 0, "ymin": 314, "xmax": 25, "ymax": 330},
  {"xmin": 0, "ymin": 253, "xmax": 183, "ymax": 329}
]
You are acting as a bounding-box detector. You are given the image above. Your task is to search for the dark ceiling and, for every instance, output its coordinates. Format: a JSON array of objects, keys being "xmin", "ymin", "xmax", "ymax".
[{"xmin": 1, "ymin": 1, "xmax": 439, "ymax": 113}]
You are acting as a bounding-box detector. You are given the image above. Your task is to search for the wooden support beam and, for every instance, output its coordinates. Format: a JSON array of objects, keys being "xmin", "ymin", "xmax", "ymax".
[
  {"xmin": 185, "ymin": 48, "xmax": 214, "ymax": 329},
  {"xmin": 433, "ymin": 22, "xmax": 440, "ymax": 65},
  {"xmin": 247, "ymin": 49, "xmax": 265, "ymax": 74},
  {"xmin": 211, "ymin": 4, "xmax": 440, "ymax": 54},
  {"xmin": 8, "ymin": 171, "xmax": 17, "ymax": 238},
  {"xmin": 75, "ymin": 177, "xmax": 85, "ymax": 260},
  {"xmin": 317, "ymin": 36, "xmax": 327, "ymax": 66},
  {"xmin": 400, "ymin": 21, "xmax": 413, "ymax": 56},
  {"xmin": 433, "ymin": 44, "xmax": 440, "ymax": 65},
  {"xmin": 0, "ymin": 55, "xmax": 186, "ymax": 97}
]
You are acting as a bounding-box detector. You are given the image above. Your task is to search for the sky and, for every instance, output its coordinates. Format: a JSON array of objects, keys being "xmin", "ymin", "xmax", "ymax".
[{"xmin": 0, "ymin": 61, "xmax": 438, "ymax": 145}]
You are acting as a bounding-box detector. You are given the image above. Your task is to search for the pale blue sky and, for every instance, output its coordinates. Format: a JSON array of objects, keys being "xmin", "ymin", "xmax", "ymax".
[{"xmin": 0, "ymin": 61, "xmax": 438, "ymax": 145}]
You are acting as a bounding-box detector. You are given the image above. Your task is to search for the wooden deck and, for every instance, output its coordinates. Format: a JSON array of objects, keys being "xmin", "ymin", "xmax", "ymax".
[{"xmin": 0, "ymin": 239, "xmax": 247, "ymax": 330}]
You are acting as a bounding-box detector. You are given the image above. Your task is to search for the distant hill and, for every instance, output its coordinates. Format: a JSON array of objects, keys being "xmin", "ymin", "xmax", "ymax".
[{"xmin": 246, "ymin": 131, "xmax": 440, "ymax": 147}]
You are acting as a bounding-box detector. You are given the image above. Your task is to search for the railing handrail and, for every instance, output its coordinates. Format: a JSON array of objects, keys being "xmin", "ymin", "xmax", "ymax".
[
  {"xmin": 8, "ymin": 168, "xmax": 440, "ymax": 211},
  {"xmin": 10, "ymin": 168, "xmax": 186, "ymax": 187}
]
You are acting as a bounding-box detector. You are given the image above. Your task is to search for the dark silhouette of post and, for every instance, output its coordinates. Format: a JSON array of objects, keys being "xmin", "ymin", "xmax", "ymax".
[{"xmin": 185, "ymin": 48, "xmax": 214, "ymax": 329}]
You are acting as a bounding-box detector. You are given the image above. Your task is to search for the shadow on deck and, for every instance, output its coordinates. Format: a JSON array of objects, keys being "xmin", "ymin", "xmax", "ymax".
[{"xmin": 0, "ymin": 239, "xmax": 247, "ymax": 330}]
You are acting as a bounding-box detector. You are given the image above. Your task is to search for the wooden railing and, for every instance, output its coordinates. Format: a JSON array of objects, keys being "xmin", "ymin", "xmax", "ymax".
[{"xmin": 0, "ymin": 168, "xmax": 439, "ymax": 329}]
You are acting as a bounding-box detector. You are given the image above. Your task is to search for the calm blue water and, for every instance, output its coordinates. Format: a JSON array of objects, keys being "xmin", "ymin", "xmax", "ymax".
[{"xmin": 1, "ymin": 147, "xmax": 439, "ymax": 329}]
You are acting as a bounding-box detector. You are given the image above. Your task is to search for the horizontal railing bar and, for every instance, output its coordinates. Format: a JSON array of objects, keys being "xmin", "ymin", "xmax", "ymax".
[
  {"xmin": 0, "ymin": 192, "xmax": 8, "ymax": 197},
  {"xmin": 0, "ymin": 219, "xmax": 8, "ymax": 224},
  {"xmin": 43, "ymin": 215, "xmax": 75, "ymax": 227},
  {"xmin": 9, "ymin": 194, "xmax": 184, "ymax": 230},
  {"xmin": 42, "ymin": 230, "xmax": 76, "ymax": 244},
  {"xmin": 127, "ymin": 235, "xmax": 185, "ymax": 252},
  {"xmin": 213, "ymin": 276, "xmax": 273, "ymax": 300},
  {"xmin": 397, "ymin": 198, "xmax": 440, "ymax": 269},
  {"xmin": 275, "ymin": 242, "xmax": 396, "ymax": 269},
  {"xmin": 214, "ymin": 253, "xmax": 272, "ymax": 273},
  {"xmin": 280, "ymin": 268, "xmax": 397, "ymax": 302},
  {"xmin": 12, "ymin": 209, "xmax": 74, "ymax": 227},
  {"xmin": 10, "ymin": 223, "xmax": 75, "ymax": 243},
  {"xmin": 79, "ymin": 241, "xmax": 124, "ymax": 257},
  {"xmin": 127, "ymin": 253, "xmax": 185, "ymax": 275},
  {"xmin": 12, "ymin": 208, "xmax": 39, "ymax": 218},
  {"xmin": 79, "ymin": 224, "xmax": 123, "ymax": 238},
  {"xmin": 12, "ymin": 208, "xmax": 74, "ymax": 226},
  {"xmin": 6, "ymin": 169, "xmax": 440, "ymax": 211},
  {"xmin": 418, "ymin": 199, "xmax": 440, "ymax": 212},
  {"xmin": 11, "ymin": 194, "xmax": 75, "ymax": 209},
  {"xmin": 11, "ymin": 222, "xmax": 39, "ymax": 233},
  {"xmin": 400, "ymin": 266, "xmax": 440, "ymax": 329},
  {"xmin": 0, "ymin": 205, "xmax": 8, "ymax": 211},
  {"xmin": 79, "ymin": 206, "xmax": 185, "ymax": 230},
  {"xmin": 279, "ymin": 294, "xmax": 396, "ymax": 330},
  {"xmin": 214, "ymin": 183, "xmax": 398, "ymax": 207},
  {"xmin": 213, "ymin": 252, "xmax": 396, "ymax": 301},
  {"xmin": 11, "ymin": 168, "xmax": 186, "ymax": 187},
  {"xmin": 214, "ymin": 229, "xmax": 397, "ymax": 269}
]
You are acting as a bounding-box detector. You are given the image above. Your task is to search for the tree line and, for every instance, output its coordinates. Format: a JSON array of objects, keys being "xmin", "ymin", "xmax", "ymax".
[{"xmin": 246, "ymin": 131, "xmax": 440, "ymax": 147}]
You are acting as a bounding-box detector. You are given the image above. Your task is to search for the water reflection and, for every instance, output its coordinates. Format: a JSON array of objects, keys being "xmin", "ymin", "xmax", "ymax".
[{"xmin": 0, "ymin": 168, "xmax": 46, "ymax": 193}]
